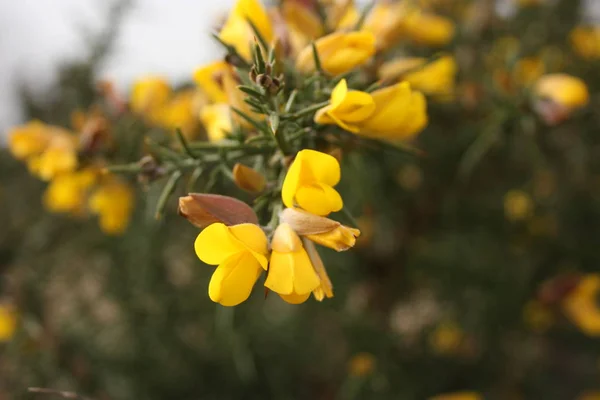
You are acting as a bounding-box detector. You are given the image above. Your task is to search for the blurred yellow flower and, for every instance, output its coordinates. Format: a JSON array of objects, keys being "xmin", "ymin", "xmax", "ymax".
[
  {"xmin": 379, "ymin": 55, "xmax": 458, "ymax": 99},
  {"xmin": 0, "ymin": 305, "xmax": 17, "ymax": 342},
  {"xmin": 200, "ymin": 104, "xmax": 232, "ymax": 142},
  {"xmin": 563, "ymin": 274, "xmax": 600, "ymax": 336},
  {"xmin": 348, "ymin": 352, "xmax": 376, "ymax": 377},
  {"xmin": 316, "ymin": 79, "xmax": 427, "ymax": 141},
  {"xmin": 282, "ymin": 149, "xmax": 343, "ymax": 216},
  {"xmin": 8, "ymin": 120, "xmax": 51, "ymax": 160},
  {"xmin": 429, "ymin": 321, "xmax": 464, "ymax": 355},
  {"xmin": 280, "ymin": 207, "xmax": 360, "ymax": 252},
  {"xmin": 156, "ymin": 89, "xmax": 198, "ymax": 139},
  {"xmin": 195, "ymin": 222, "xmax": 269, "ymax": 306},
  {"xmin": 523, "ymin": 300, "xmax": 554, "ymax": 333},
  {"xmin": 512, "ymin": 57, "xmax": 545, "ymax": 88},
  {"xmin": 296, "ymin": 31, "xmax": 376, "ymax": 76},
  {"xmin": 429, "ymin": 393, "xmax": 482, "ymax": 400},
  {"xmin": 362, "ymin": 1, "xmax": 409, "ymax": 50},
  {"xmin": 265, "ymin": 223, "xmax": 321, "ymax": 304},
  {"xmin": 219, "ymin": 0, "xmax": 274, "ymax": 61},
  {"xmin": 404, "ymin": 11, "xmax": 455, "ymax": 47},
  {"xmin": 504, "ymin": 190, "xmax": 534, "ymax": 222},
  {"xmin": 570, "ymin": 26, "xmax": 600, "ymax": 60},
  {"xmin": 130, "ymin": 76, "xmax": 171, "ymax": 118},
  {"xmin": 28, "ymin": 139, "xmax": 78, "ymax": 181},
  {"xmin": 193, "ymin": 61, "xmax": 229, "ymax": 103},
  {"xmin": 534, "ymin": 74, "xmax": 589, "ymax": 110},
  {"xmin": 281, "ymin": 1, "xmax": 324, "ymax": 55},
  {"xmin": 43, "ymin": 169, "xmax": 97, "ymax": 214},
  {"xmin": 89, "ymin": 177, "xmax": 134, "ymax": 235}
]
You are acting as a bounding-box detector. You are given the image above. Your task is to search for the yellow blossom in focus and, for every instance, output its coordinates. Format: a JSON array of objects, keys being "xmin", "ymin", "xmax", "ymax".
[
  {"xmin": 0, "ymin": 305, "xmax": 17, "ymax": 342},
  {"xmin": 404, "ymin": 11, "xmax": 455, "ymax": 47},
  {"xmin": 429, "ymin": 393, "xmax": 483, "ymax": 400},
  {"xmin": 195, "ymin": 222, "xmax": 269, "ymax": 306},
  {"xmin": 347, "ymin": 352, "xmax": 376, "ymax": 377},
  {"xmin": 219, "ymin": 0, "xmax": 273, "ymax": 61},
  {"xmin": 89, "ymin": 177, "xmax": 134, "ymax": 235},
  {"xmin": 296, "ymin": 31, "xmax": 376, "ymax": 76},
  {"xmin": 265, "ymin": 223, "xmax": 321, "ymax": 304},
  {"xmin": 504, "ymin": 190, "xmax": 534, "ymax": 222},
  {"xmin": 43, "ymin": 169, "xmax": 98, "ymax": 214},
  {"xmin": 8, "ymin": 120, "xmax": 51, "ymax": 160},
  {"xmin": 280, "ymin": 207, "xmax": 360, "ymax": 252},
  {"xmin": 193, "ymin": 61, "xmax": 229, "ymax": 103},
  {"xmin": 563, "ymin": 274, "xmax": 600, "ymax": 336},
  {"xmin": 200, "ymin": 104, "xmax": 232, "ymax": 142},
  {"xmin": 282, "ymin": 149, "xmax": 343, "ymax": 216},
  {"xmin": 379, "ymin": 55, "xmax": 458, "ymax": 99},
  {"xmin": 130, "ymin": 76, "xmax": 171, "ymax": 118},
  {"xmin": 315, "ymin": 79, "xmax": 428, "ymax": 141},
  {"xmin": 570, "ymin": 26, "xmax": 600, "ymax": 60},
  {"xmin": 429, "ymin": 321, "xmax": 464, "ymax": 355},
  {"xmin": 534, "ymin": 74, "xmax": 589, "ymax": 110}
]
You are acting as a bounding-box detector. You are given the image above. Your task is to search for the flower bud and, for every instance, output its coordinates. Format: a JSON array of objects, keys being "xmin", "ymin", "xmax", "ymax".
[
  {"xmin": 533, "ymin": 74, "xmax": 589, "ymax": 125},
  {"xmin": 232, "ymin": 163, "xmax": 266, "ymax": 193},
  {"xmin": 280, "ymin": 207, "xmax": 360, "ymax": 252}
]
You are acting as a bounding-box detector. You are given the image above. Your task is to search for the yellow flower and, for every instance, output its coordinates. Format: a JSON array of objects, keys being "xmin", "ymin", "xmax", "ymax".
[
  {"xmin": 429, "ymin": 321, "xmax": 464, "ymax": 355},
  {"xmin": 43, "ymin": 169, "xmax": 97, "ymax": 214},
  {"xmin": 347, "ymin": 352, "xmax": 376, "ymax": 377},
  {"xmin": 8, "ymin": 120, "xmax": 51, "ymax": 160},
  {"xmin": 563, "ymin": 274, "xmax": 600, "ymax": 336},
  {"xmin": 200, "ymin": 104, "xmax": 232, "ymax": 142},
  {"xmin": 265, "ymin": 223, "xmax": 321, "ymax": 304},
  {"xmin": 315, "ymin": 79, "xmax": 428, "ymax": 141},
  {"xmin": 28, "ymin": 132, "xmax": 78, "ymax": 181},
  {"xmin": 280, "ymin": 207, "xmax": 360, "ymax": 252},
  {"xmin": 379, "ymin": 55, "xmax": 458, "ymax": 99},
  {"xmin": 0, "ymin": 305, "xmax": 17, "ymax": 342},
  {"xmin": 504, "ymin": 190, "xmax": 534, "ymax": 222},
  {"xmin": 296, "ymin": 31, "xmax": 376, "ymax": 76},
  {"xmin": 219, "ymin": 0, "xmax": 273, "ymax": 61},
  {"xmin": 195, "ymin": 222, "xmax": 269, "ymax": 306},
  {"xmin": 282, "ymin": 149, "xmax": 343, "ymax": 216},
  {"xmin": 305, "ymin": 239, "xmax": 334, "ymax": 301},
  {"xmin": 429, "ymin": 393, "xmax": 483, "ymax": 400},
  {"xmin": 570, "ymin": 26, "xmax": 600, "ymax": 60},
  {"xmin": 404, "ymin": 11, "xmax": 455, "ymax": 47},
  {"xmin": 156, "ymin": 89, "xmax": 198, "ymax": 138},
  {"xmin": 89, "ymin": 177, "xmax": 134, "ymax": 235},
  {"xmin": 281, "ymin": 1, "xmax": 324, "ymax": 55},
  {"xmin": 534, "ymin": 74, "xmax": 589, "ymax": 110},
  {"xmin": 193, "ymin": 61, "xmax": 229, "ymax": 103},
  {"xmin": 130, "ymin": 76, "xmax": 171, "ymax": 118},
  {"xmin": 361, "ymin": 1, "xmax": 409, "ymax": 50},
  {"xmin": 512, "ymin": 57, "xmax": 545, "ymax": 88}
]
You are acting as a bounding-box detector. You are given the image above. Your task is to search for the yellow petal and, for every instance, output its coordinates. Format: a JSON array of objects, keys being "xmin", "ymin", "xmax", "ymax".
[
  {"xmin": 270, "ymin": 223, "xmax": 303, "ymax": 253},
  {"xmin": 331, "ymin": 79, "xmax": 349, "ymax": 108},
  {"xmin": 282, "ymin": 155, "xmax": 304, "ymax": 209},
  {"xmin": 265, "ymin": 249, "xmax": 320, "ymax": 295},
  {"xmin": 296, "ymin": 183, "xmax": 343, "ymax": 216},
  {"xmin": 229, "ymin": 223, "xmax": 269, "ymax": 269},
  {"xmin": 304, "ymin": 239, "xmax": 333, "ymax": 301},
  {"xmin": 194, "ymin": 223, "xmax": 245, "ymax": 265},
  {"xmin": 297, "ymin": 149, "xmax": 341, "ymax": 187},
  {"xmin": 209, "ymin": 252, "xmax": 263, "ymax": 306},
  {"xmin": 193, "ymin": 61, "xmax": 229, "ymax": 103},
  {"xmin": 279, "ymin": 291, "xmax": 311, "ymax": 304}
]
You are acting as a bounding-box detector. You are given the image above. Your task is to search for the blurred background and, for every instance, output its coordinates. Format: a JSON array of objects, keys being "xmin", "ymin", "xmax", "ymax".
[{"xmin": 2, "ymin": 0, "xmax": 600, "ymax": 399}]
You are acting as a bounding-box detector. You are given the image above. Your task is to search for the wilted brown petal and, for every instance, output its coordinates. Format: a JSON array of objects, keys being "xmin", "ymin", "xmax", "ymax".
[
  {"xmin": 279, "ymin": 207, "xmax": 340, "ymax": 235},
  {"xmin": 178, "ymin": 193, "xmax": 259, "ymax": 228}
]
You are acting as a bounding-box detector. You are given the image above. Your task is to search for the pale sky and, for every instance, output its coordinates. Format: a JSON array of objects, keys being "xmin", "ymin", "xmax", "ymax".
[{"xmin": 0, "ymin": 0, "xmax": 234, "ymax": 136}]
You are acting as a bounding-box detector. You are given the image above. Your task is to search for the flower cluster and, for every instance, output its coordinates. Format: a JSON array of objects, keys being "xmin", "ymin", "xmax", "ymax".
[{"xmin": 8, "ymin": 113, "xmax": 134, "ymax": 235}]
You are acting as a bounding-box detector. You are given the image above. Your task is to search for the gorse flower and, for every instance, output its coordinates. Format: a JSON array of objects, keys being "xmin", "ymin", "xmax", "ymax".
[
  {"xmin": 563, "ymin": 274, "xmax": 600, "ymax": 336},
  {"xmin": 570, "ymin": 25, "xmax": 600, "ymax": 60},
  {"xmin": 282, "ymin": 149, "xmax": 343, "ymax": 216},
  {"xmin": 533, "ymin": 73, "xmax": 589, "ymax": 125},
  {"xmin": 43, "ymin": 168, "xmax": 98, "ymax": 214},
  {"xmin": 219, "ymin": 0, "xmax": 273, "ymax": 61},
  {"xmin": 89, "ymin": 176, "xmax": 135, "ymax": 235},
  {"xmin": 8, "ymin": 121, "xmax": 51, "ymax": 160},
  {"xmin": 130, "ymin": 76, "xmax": 171, "ymax": 117},
  {"xmin": 265, "ymin": 223, "xmax": 321, "ymax": 304},
  {"xmin": 0, "ymin": 305, "xmax": 17, "ymax": 342},
  {"xmin": 403, "ymin": 11, "xmax": 456, "ymax": 47},
  {"xmin": 195, "ymin": 222, "xmax": 269, "ymax": 306},
  {"xmin": 315, "ymin": 79, "xmax": 428, "ymax": 140},
  {"xmin": 379, "ymin": 55, "xmax": 458, "ymax": 99},
  {"xmin": 296, "ymin": 31, "xmax": 376, "ymax": 76}
]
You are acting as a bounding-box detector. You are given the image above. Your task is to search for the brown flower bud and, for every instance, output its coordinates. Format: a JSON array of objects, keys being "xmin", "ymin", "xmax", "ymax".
[{"xmin": 232, "ymin": 163, "xmax": 267, "ymax": 193}]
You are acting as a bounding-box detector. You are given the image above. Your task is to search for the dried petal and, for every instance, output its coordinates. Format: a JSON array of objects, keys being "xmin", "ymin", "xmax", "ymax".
[
  {"xmin": 179, "ymin": 193, "xmax": 258, "ymax": 228},
  {"xmin": 232, "ymin": 163, "xmax": 267, "ymax": 193}
]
